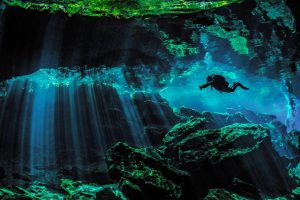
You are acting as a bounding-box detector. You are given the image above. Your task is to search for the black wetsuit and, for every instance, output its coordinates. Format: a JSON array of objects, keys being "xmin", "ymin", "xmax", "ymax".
[{"xmin": 199, "ymin": 74, "xmax": 249, "ymax": 93}]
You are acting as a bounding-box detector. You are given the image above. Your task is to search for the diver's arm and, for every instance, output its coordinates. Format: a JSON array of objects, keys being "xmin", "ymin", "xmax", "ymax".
[{"xmin": 199, "ymin": 82, "xmax": 212, "ymax": 90}]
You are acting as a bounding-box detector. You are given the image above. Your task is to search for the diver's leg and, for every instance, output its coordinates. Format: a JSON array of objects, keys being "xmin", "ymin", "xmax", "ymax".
[
  {"xmin": 229, "ymin": 82, "xmax": 249, "ymax": 92},
  {"xmin": 236, "ymin": 82, "xmax": 249, "ymax": 90},
  {"xmin": 228, "ymin": 82, "xmax": 238, "ymax": 92}
]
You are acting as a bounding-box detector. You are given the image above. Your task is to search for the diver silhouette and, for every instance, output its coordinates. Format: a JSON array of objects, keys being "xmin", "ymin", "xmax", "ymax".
[{"xmin": 199, "ymin": 74, "xmax": 249, "ymax": 93}]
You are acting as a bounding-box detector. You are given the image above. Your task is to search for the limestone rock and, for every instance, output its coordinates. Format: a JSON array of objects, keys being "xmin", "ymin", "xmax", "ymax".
[
  {"xmin": 161, "ymin": 120, "xmax": 295, "ymax": 196},
  {"xmin": 105, "ymin": 142, "xmax": 196, "ymax": 200}
]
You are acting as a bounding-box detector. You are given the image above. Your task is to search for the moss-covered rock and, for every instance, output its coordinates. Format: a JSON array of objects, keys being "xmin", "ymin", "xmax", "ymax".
[
  {"xmin": 0, "ymin": 179, "xmax": 126, "ymax": 200},
  {"xmin": 159, "ymin": 30, "xmax": 200, "ymax": 57},
  {"xmin": 291, "ymin": 187, "xmax": 300, "ymax": 199},
  {"xmin": 96, "ymin": 187, "xmax": 126, "ymax": 200},
  {"xmin": 119, "ymin": 178, "xmax": 144, "ymax": 200},
  {"xmin": 204, "ymin": 188, "xmax": 249, "ymax": 200},
  {"xmin": 289, "ymin": 162, "xmax": 300, "ymax": 183},
  {"xmin": 163, "ymin": 112, "xmax": 250, "ymax": 145},
  {"xmin": 163, "ymin": 117, "xmax": 212, "ymax": 145},
  {"xmin": 60, "ymin": 179, "xmax": 126, "ymax": 199},
  {"xmin": 161, "ymin": 120, "xmax": 295, "ymax": 196},
  {"xmin": 0, "ymin": 184, "xmax": 66, "ymax": 199},
  {"xmin": 254, "ymin": 0, "xmax": 296, "ymax": 32},
  {"xmin": 206, "ymin": 24, "xmax": 249, "ymax": 55},
  {"xmin": 105, "ymin": 142, "xmax": 196, "ymax": 200},
  {"xmin": 4, "ymin": 0, "xmax": 244, "ymax": 18},
  {"xmin": 163, "ymin": 122, "xmax": 269, "ymax": 165}
]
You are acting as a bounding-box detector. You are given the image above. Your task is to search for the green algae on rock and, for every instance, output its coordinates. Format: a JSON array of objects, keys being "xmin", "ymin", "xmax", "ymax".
[
  {"xmin": 289, "ymin": 162, "xmax": 300, "ymax": 183},
  {"xmin": 61, "ymin": 179, "xmax": 126, "ymax": 199},
  {"xmin": 203, "ymin": 189, "xmax": 248, "ymax": 200},
  {"xmin": 292, "ymin": 186, "xmax": 300, "ymax": 196},
  {"xmin": 4, "ymin": 0, "xmax": 244, "ymax": 18},
  {"xmin": 163, "ymin": 117, "xmax": 211, "ymax": 144},
  {"xmin": 163, "ymin": 122, "xmax": 269, "ymax": 164},
  {"xmin": 254, "ymin": 0, "xmax": 296, "ymax": 32},
  {"xmin": 105, "ymin": 142, "xmax": 196, "ymax": 200},
  {"xmin": 206, "ymin": 25, "xmax": 249, "ymax": 55},
  {"xmin": 0, "ymin": 184, "xmax": 66, "ymax": 199},
  {"xmin": 0, "ymin": 179, "xmax": 126, "ymax": 200},
  {"xmin": 160, "ymin": 30, "xmax": 200, "ymax": 57}
]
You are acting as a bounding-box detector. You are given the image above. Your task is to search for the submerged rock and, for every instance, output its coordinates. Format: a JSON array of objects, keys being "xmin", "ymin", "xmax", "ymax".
[
  {"xmin": 119, "ymin": 178, "xmax": 144, "ymax": 200},
  {"xmin": 104, "ymin": 118, "xmax": 296, "ymax": 198},
  {"xmin": 3, "ymin": 0, "xmax": 243, "ymax": 18},
  {"xmin": 162, "ymin": 113, "xmax": 249, "ymax": 147},
  {"xmin": 162, "ymin": 117, "xmax": 213, "ymax": 145},
  {"xmin": 203, "ymin": 189, "xmax": 248, "ymax": 200},
  {"xmin": 0, "ymin": 184, "xmax": 66, "ymax": 199},
  {"xmin": 163, "ymin": 122, "xmax": 270, "ymax": 166},
  {"xmin": 228, "ymin": 178, "xmax": 261, "ymax": 199},
  {"xmin": 0, "ymin": 179, "xmax": 126, "ymax": 200},
  {"xmin": 60, "ymin": 179, "xmax": 125, "ymax": 200},
  {"xmin": 287, "ymin": 130, "xmax": 300, "ymax": 150},
  {"xmin": 289, "ymin": 162, "xmax": 300, "ymax": 184},
  {"xmin": 96, "ymin": 187, "xmax": 125, "ymax": 200},
  {"xmin": 292, "ymin": 186, "xmax": 300, "ymax": 198},
  {"xmin": 161, "ymin": 120, "xmax": 295, "ymax": 196},
  {"xmin": 105, "ymin": 142, "xmax": 196, "ymax": 200}
]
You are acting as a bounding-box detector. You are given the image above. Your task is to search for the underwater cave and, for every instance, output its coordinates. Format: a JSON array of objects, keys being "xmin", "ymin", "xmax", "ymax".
[{"xmin": 0, "ymin": 0, "xmax": 300, "ymax": 199}]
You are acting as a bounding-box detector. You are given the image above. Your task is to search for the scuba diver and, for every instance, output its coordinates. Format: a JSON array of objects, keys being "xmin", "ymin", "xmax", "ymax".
[{"xmin": 199, "ymin": 74, "xmax": 249, "ymax": 93}]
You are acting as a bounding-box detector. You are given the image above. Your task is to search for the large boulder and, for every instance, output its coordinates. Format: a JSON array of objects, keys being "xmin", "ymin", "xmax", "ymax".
[
  {"xmin": 161, "ymin": 120, "xmax": 295, "ymax": 196},
  {"xmin": 105, "ymin": 142, "xmax": 196, "ymax": 200},
  {"xmin": 162, "ymin": 117, "xmax": 215, "ymax": 145},
  {"xmin": 163, "ymin": 122, "xmax": 270, "ymax": 166},
  {"xmin": 162, "ymin": 113, "xmax": 249, "ymax": 146}
]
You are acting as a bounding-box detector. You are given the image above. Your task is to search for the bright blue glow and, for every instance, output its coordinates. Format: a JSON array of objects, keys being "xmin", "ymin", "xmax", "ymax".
[{"xmin": 160, "ymin": 60, "xmax": 300, "ymax": 131}]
